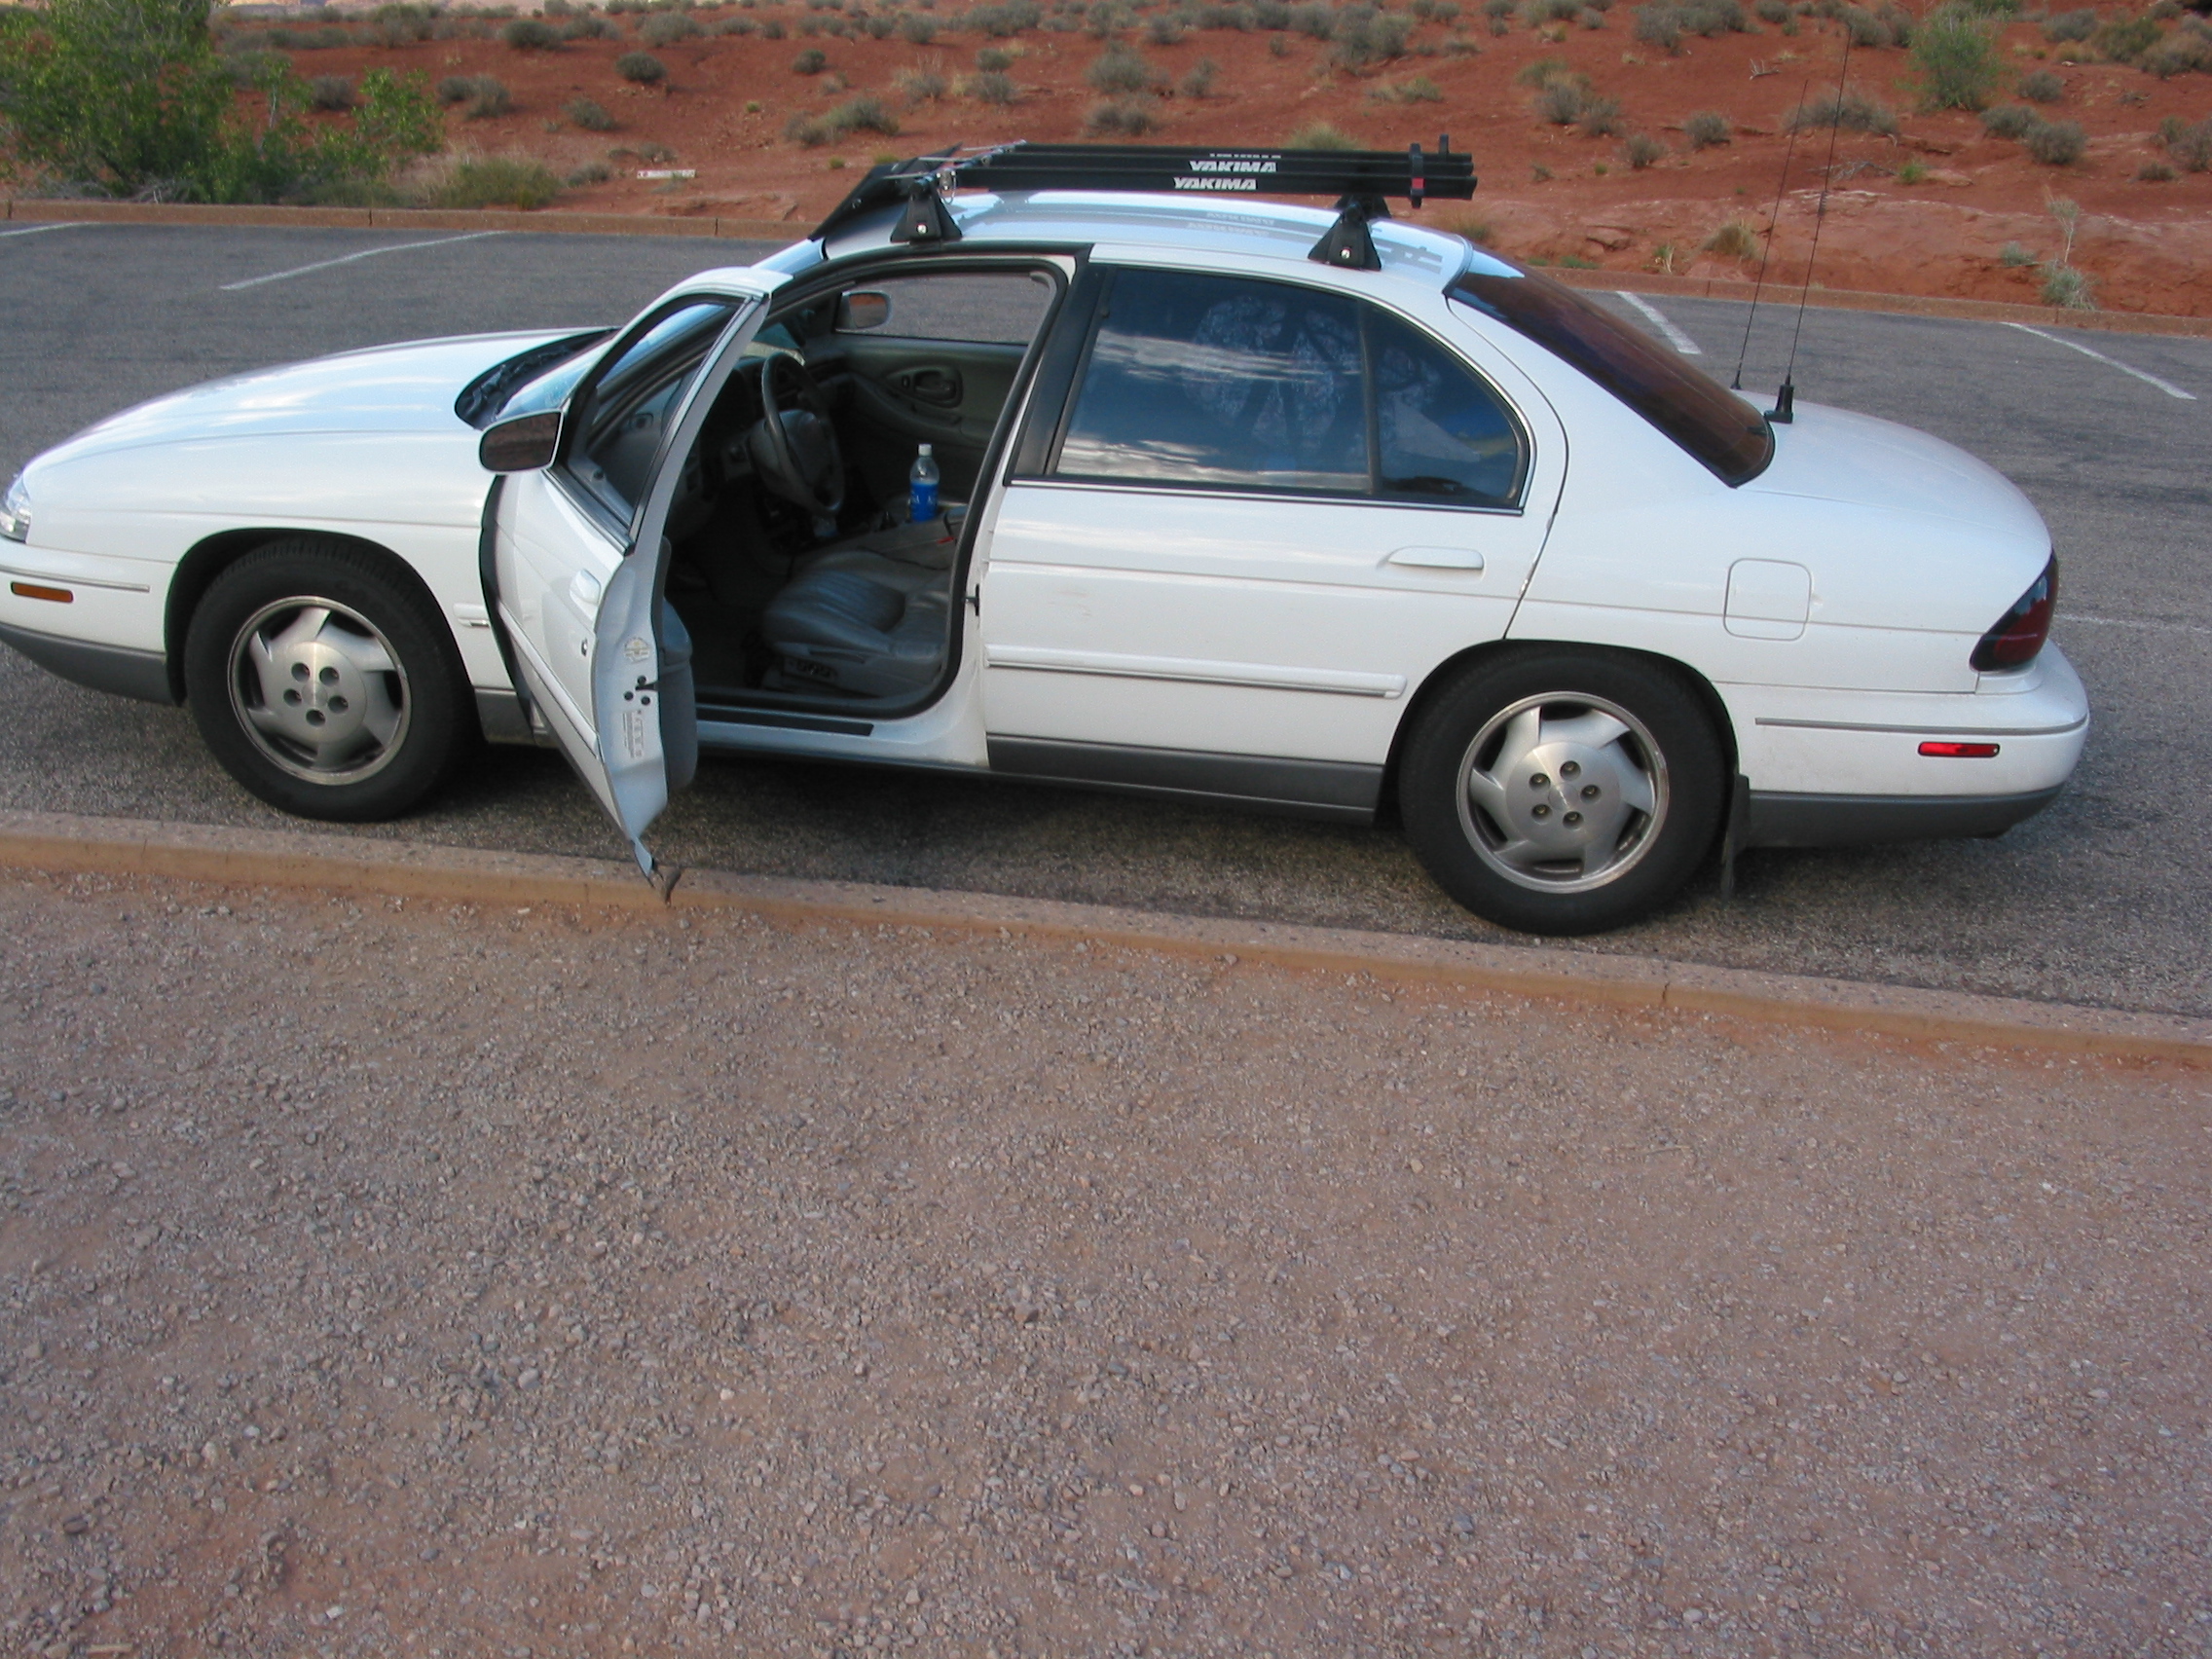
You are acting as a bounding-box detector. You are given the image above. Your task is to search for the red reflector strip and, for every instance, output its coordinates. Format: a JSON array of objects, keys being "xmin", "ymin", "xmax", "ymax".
[
  {"xmin": 1919, "ymin": 741, "xmax": 2000, "ymax": 758},
  {"xmin": 9, "ymin": 581, "xmax": 72, "ymax": 603}
]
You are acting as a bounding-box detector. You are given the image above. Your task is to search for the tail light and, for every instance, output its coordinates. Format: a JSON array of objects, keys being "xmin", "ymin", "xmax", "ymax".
[{"xmin": 1970, "ymin": 555, "xmax": 2057, "ymax": 672}]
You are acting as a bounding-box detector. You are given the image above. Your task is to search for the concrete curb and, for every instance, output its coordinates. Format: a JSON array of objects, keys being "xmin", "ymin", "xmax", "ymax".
[
  {"xmin": 7, "ymin": 197, "xmax": 2209, "ymax": 340},
  {"xmin": 2, "ymin": 810, "xmax": 2205, "ymax": 1066}
]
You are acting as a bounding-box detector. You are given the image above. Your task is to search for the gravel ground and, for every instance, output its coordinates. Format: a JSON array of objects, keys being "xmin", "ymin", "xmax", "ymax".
[{"xmin": 2, "ymin": 868, "xmax": 2208, "ymax": 1659}]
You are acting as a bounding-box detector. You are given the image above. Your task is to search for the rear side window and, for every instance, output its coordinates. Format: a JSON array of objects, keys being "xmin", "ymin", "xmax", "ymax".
[
  {"xmin": 1049, "ymin": 267, "xmax": 1526, "ymax": 506},
  {"xmin": 1449, "ymin": 267, "xmax": 1773, "ymax": 486}
]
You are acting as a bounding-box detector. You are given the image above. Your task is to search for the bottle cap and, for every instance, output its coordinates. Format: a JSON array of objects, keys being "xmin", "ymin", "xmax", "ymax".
[{"xmin": 918, "ymin": 443, "xmax": 933, "ymax": 455}]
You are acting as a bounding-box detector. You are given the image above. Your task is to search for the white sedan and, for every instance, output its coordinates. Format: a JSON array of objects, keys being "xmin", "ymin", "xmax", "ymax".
[{"xmin": 0, "ymin": 146, "xmax": 2085, "ymax": 934}]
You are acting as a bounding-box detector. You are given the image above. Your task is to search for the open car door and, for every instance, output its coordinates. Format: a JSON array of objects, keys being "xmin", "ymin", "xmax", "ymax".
[{"xmin": 481, "ymin": 276, "xmax": 781, "ymax": 882}]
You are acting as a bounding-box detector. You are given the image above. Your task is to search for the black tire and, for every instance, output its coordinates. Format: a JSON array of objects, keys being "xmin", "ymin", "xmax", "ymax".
[
  {"xmin": 1399, "ymin": 647, "xmax": 1725, "ymax": 936},
  {"xmin": 183, "ymin": 538, "xmax": 472, "ymax": 822}
]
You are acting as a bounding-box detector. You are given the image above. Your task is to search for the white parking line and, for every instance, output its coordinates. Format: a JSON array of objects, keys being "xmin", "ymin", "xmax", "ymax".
[
  {"xmin": 2005, "ymin": 322, "xmax": 2196, "ymax": 401},
  {"xmin": 0, "ymin": 222, "xmax": 81, "ymax": 240},
  {"xmin": 2068, "ymin": 612, "xmax": 2212, "ymax": 639},
  {"xmin": 1616, "ymin": 290, "xmax": 1702, "ymax": 354},
  {"xmin": 219, "ymin": 231, "xmax": 504, "ymax": 292}
]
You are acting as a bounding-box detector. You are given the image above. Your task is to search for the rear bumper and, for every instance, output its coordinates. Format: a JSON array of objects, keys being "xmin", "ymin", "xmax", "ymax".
[
  {"xmin": 1743, "ymin": 784, "xmax": 2064, "ymax": 849},
  {"xmin": 0, "ymin": 618, "xmax": 174, "ymax": 703}
]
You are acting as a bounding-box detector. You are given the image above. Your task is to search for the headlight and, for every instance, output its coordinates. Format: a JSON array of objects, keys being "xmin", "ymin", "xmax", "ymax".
[{"xmin": 0, "ymin": 474, "xmax": 29, "ymax": 544}]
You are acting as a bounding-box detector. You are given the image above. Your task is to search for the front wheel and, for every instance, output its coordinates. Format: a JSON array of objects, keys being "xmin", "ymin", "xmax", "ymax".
[
  {"xmin": 184, "ymin": 538, "xmax": 471, "ymax": 822},
  {"xmin": 1399, "ymin": 648, "xmax": 1725, "ymax": 936}
]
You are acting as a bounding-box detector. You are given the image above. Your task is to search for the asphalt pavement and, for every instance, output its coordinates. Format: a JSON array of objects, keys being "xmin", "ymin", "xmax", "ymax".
[{"xmin": 2, "ymin": 224, "xmax": 2207, "ymax": 1016}]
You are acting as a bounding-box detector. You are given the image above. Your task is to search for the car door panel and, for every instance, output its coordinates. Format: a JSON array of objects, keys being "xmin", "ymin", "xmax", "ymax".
[{"xmin": 836, "ymin": 337, "xmax": 1029, "ymax": 495}]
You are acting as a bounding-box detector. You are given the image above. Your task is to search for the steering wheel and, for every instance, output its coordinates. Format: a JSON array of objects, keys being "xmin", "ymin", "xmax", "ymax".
[{"xmin": 746, "ymin": 352, "xmax": 845, "ymax": 519}]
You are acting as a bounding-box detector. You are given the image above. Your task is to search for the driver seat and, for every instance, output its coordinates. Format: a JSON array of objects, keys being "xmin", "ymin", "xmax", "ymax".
[{"xmin": 757, "ymin": 508, "xmax": 963, "ymax": 700}]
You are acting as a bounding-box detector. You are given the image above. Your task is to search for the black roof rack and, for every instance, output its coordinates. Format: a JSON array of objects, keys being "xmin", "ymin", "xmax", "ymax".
[{"xmin": 812, "ymin": 139, "xmax": 1477, "ymax": 272}]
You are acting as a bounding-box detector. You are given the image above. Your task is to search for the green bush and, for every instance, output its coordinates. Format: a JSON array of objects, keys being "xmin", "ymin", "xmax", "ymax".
[
  {"xmin": 2021, "ymin": 116, "xmax": 2085, "ymax": 163},
  {"xmin": 422, "ymin": 153, "xmax": 563, "ymax": 208},
  {"xmin": 1533, "ymin": 76, "xmax": 1594, "ymax": 121},
  {"xmin": 562, "ymin": 14, "xmax": 623, "ymax": 38},
  {"xmin": 460, "ymin": 75, "xmax": 512, "ymax": 118},
  {"xmin": 1682, "ymin": 108, "xmax": 1730, "ymax": 147},
  {"xmin": 565, "ymin": 95, "xmax": 617, "ymax": 129},
  {"xmin": 2163, "ymin": 113, "xmax": 2212, "ymax": 170},
  {"xmin": 976, "ymin": 45, "xmax": 1016, "ymax": 69},
  {"xmin": 1788, "ymin": 89, "xmax": 1899, "ymax": 132},
  {"xmin": 894, "ymin": 65, "xmax": 948, "ymax": 98},
  {"xmin": 899, "ymin": 12, "xmax": 939, "ymax": 41},
  {"xmin": 1331, "ymin": 8, "xmax": 1413, "ymax": 68},
  {"xmin": 2017, "ymin": 67, "xmax": 2064, "ymax": 102},
  {"xmin": 1911, "ymin": 2, "xmax": 2004, "ymax": 110},
  {"xmin": 1182, "ymin": 56, "xmax": 1219, "ymax": 94},
  {"xmin": 1369, "ymin": 74, "xmax": 1445, "ymax": 100},
  {"xmin": 500, "ymin": 17, "xmax": 561, "ymax": 47},
  {"xmin": 1622, "ymin": 130, "xmax": 1665, "ymax": 166},
  {"xmin": 2039, "ymin": 261, "xmax": 2093, "ymax": 309},
  {"xmin": 1084, "ymin": 94, "xmax": 1157, "ymax": 134},
  {"xmin": 2040, "ymin": 7, "xmax": 2096, "ymax": 42},
  {"xmin": 1576, "ymin": 92, "xmax": 1623, "ymax": 134},
  {"xmin": 793, "ymin": 46, "xmax": 829, "ymax": 70},
  {"xmin": 640, "ymin": 10, "xmax": 704, "ymax": 44},
  {"xmin": 0, "ymin": 0, "xmax": 441, "ymax": 203},
  {"xmin": 967, "ymin": 0, "xmax": 1044, "ymax": 36},
  {"xmin": 2090, "ymin": 14, "xmax": 2159, "ymax": 61},
  {"xmin": 1286, "ymin": 120, "xmax": 1359, "ymax": 148},
  {"xmin": 2143, "ymin": 22, "xmax": 2212, "ymax": 76},
  {"xmin": 308, "ymin": 73, "xmax": 357, "ymax": 111},
  {"xmin": 614, "ymin": 50, "xmax": 668, "ymax": 80},
  {"xmin": 1087, "ymin": 42, "xmax": 1159, "ymax": 92},
  {"xmin": 785, "ymin": 92, "xmax": 899, "ymax": 143},
  {"xmin": 964, "ymin": 67, "xmax": 1019, "ymax": 100},
  {"xmin": 1979, "ymin": 101, "xmax": 2038, "ymax": 137}
]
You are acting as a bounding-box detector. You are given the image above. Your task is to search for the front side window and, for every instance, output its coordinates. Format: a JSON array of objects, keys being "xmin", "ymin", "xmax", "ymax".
[
  {"xmin": 1055, "ymin": 269, "xmax": 1368, "ymax": 495},
  {"xmin": 567, "ymin": 297, "xmax": 741, "ymax": 516},
  {"xmin": 1448, "ymin": 265, "xmax": 1774, "ymax": 486}
]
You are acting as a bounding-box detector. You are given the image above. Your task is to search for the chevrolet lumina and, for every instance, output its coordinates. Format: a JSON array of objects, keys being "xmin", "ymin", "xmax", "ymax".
[{"xmin": 0, "ymin": 143, "xmax": 2084, "ymax": 934}]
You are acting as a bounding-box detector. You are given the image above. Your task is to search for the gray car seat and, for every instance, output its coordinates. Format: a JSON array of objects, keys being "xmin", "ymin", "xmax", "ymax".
[{"xmin": 757, "ymin": 508, "xmax": 964, "ymax": 699}]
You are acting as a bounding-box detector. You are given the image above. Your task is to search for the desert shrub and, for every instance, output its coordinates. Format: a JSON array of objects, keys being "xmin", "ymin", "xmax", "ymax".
[
  {"xmin": 793, "ymin": 45, "xmax": 829, "ymax": 68},
  {"xmin": 1752, "ymin": 0, "xmax": 1787, "ymax": 18},
  {"xmin": 1840, "ymin": 2, "xmax": 1909, "ymax": 47},
  {"xmin": 1369, "ymin": 73, "xmax": 1444, "ymax": 99},
  {"xmin": 786, "ymin": 92, "xmax": 900, "ymax": 141},
  {"xmin": 759, "ymin": 17, "xmax": 787, "ymax": 35},
  {"xmin": 1514, "ymin": 53, "xmax": 1574, "ymax": 83},
  {"xmin": 615, "ymin": 49, "xmax": 668, "ymax": 79},
  {"xmin": 2040, "ymin": 261, "xmax": 2093, "ymax": 308},
  {"xmin": 563, "ymin": 14, "xmax": 623, "ymax": 38},
  {"xmin": 567, "ymin": 158, "xmax": 613, "ymax": 185},
  {"xmin": 640, "ymin": 9, "xmax": 704, "ymax": 42},
  {"xmin": 1087, "ymin": 41, "xmax": 1159, "ymax": 91},
  {"xmin": 2091, "ymin": 15, "xmax": 2160, "ymax": 60},
  {"xmin": 2040, "ymin": 7, "xmax": 2095, "ymax": 41},
  {"xmin": 1703, "ymin": 217, "xmax": 1759, "ymax": 258},
  {"xmin": 1331, "ymin": 7, "xmax": 1414, "ymax": 66},
  {"xmin": 899, "ymin": 10, "xmax": 940, "ymax": 38},
  {"xmin": 1911, "ymin": 2, "xmax": 2003, "ymax": 110},
  {"xmin": 422, "ymin": 154, "xmax": 563, "ymax": 208},
  {"xmin": 1630, "ymin": 0, "xmax": 1742, "ymax": 48},
  {"xmin": 964, "ymin": 67, "xmax": 1019, "ymax": 98},
  {"xmin": 1286, "ymin": 118, "xmax": 1359, "ymax": 147},
  {"xmin": 500, "ymin": 16, "xmax": 561, "ymax": 46},
  {"xmin": 1631, "ymin": 3, "xmax": 1680, "ymax": 46},
  {"xmin": 308, "ymin": 73, "xmax": 357, "ymax": 110},
  {"xmin": 1182, "ymin": 55, "xmax": 1219, "ymax": 92},
  {"xmin": 1788, "ymin": 90, "xmax": 1899, "ymax": 132},
  {"xmin": 456, "ymin": 74, "xmax": 510, "ymax": 117},
  {"xmin": 1084, "ymin": 93, "xmax": 1157, "ymax": 132},
  {"xmin": 1576, "ymin": 92, "xmax": 1623, "ymax": 133},
  {"xmin": 973, "ymin": 44, "xmax": 1014, "ymax": 68},
  {"xmin": 1622, "ymin": 130, "xmax": 1664, "ymax": 166},
  {"xmin": 2018, "ymin": 67, "xmax": 2064, "ymax": 101},
  {"xmin": 1997, "ymin": 240, "xmax": 2033, "ymax": 265},
  {"xmin": 1533, "ymin": 76, "xmax": 1593, "ymax": 121},
  {"xmin": 967, "ymin": 0, "xmax": 1044, "ymax": 34},
  {"xmin": 436, "ymin": 74, "xmax": 476, "ymax": 104},
  {"xmin": 894, "ymin": 63, "xmax": 948, "ymax": 97},
  {"xmin": 566, "ymin": 94, "xmax": 617, "ymax": 129},
  {"xmin": 1979, "ymin": 100, "xmax": 2038, "ymax": 137},
  {"xmin": 2163, "ymin": 113, "xmax": 2212, "ymax": 168},
  {"xmin": 2022, "ymin": 115, "xmax": 2086, "ymax": 162},
  {"xmin": 1145, "ymin": 12, "xmax": 1185, "ymax": 41},
  {"xmin": 2137, "ymin": 157, "xmax": 2178, "ymax": 178},
  {"xmin": 1682, "ymin": 107, "xmax": 1730, "ymax": 146},
  {"xmin": 2144, "ymin": 22, "xmax": 2212, "ymax": 74}
]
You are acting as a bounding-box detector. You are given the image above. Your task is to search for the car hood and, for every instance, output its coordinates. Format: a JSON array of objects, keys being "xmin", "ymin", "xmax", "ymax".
[
  {"xmin": 1743, "ymin": 401, "xmax": 2047, "ymax": 544},
  {"xmin": 32, "ymin": 330, "xmax": 585, "ymax": 467}
]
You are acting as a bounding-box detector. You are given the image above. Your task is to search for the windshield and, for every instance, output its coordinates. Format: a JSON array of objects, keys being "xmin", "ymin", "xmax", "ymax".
[
  {"xmin": 454, "ymin": 330, "xmax": 611, "ymax": 428},
  {"xmin": 1447, "ymin": 265, "xmax": 1774, "ymax": 486}
]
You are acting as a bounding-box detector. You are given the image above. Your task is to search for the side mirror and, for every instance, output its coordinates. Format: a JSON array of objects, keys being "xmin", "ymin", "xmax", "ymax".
[
  {"xmin": 479, "ymin": 410, "xmax": 563, "ymax": 473},
  {"xmin": 836, "ymin": 289, "xmax": 893, "ymax": 332}
]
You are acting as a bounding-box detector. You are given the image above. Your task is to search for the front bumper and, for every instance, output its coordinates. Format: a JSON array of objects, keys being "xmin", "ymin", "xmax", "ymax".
[{"xmin": 0, "ymin": 618, "xmax": 174, "ymax": 704}]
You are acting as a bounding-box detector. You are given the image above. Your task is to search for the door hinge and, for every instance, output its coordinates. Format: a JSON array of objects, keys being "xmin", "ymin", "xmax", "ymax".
[{"xmin": 967, "ymin": 585, "xmax": 982, "ymax": 617}]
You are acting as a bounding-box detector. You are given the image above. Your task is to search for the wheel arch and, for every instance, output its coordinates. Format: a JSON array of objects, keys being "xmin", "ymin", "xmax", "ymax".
[
  {"xmin": 1380, "ymin": 638, "xmax": 1742, "ymax": 813},
  {"xmin": 165, "ymin": 529, "xmax": 471, "ymax": 707}
]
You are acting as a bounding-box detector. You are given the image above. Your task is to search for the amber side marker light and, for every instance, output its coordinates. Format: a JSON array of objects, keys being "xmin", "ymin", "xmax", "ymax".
[
  {"xmin": 10, "ymin": 581, "xmax": 71, "ymax": 603},
  {"xmin": 1919, "ymin": 741, "xmax": 2000, "ymax": 758}
]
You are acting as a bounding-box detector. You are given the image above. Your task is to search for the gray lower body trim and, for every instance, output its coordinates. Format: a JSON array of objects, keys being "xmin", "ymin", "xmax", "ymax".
[
  {"xmin": 1743, "ymin": 786, "xmax": 2065, "ymax": 849},
  {"xmin": 989, "ymin": 736, "xmax": 1382, "ymax": 824},
  {"xmin": 475, "ymin": 687, "xmax": 553, "ymax": 747},
  {"xmin": 0, "ymin": 619, "xmax": 175, "ymax": 704}
]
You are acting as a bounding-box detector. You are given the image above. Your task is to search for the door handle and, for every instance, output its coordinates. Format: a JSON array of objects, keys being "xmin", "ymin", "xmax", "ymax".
[
  {"xmin": 1385, "ymin": 546, "xmax": 1486, "ymax": 571},
  {"xmin": 569, "ymin": 569, "xmax": 604, "ymax": 610}
]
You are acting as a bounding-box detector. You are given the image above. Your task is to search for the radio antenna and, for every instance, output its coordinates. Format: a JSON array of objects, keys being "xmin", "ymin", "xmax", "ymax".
[
  {"xmin": 1731, "ymin": 78, "xmax": 1811, "ymax": 394},
  {"xmin": 1772, "ymin": 28, "xmax": 1857, "ymax": 424}
]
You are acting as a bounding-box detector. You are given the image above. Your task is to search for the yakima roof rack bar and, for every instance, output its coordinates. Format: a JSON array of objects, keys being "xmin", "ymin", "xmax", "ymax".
[{"xmin": 812, "ymin": 139, "xmax": 1476, "ymax": 272}]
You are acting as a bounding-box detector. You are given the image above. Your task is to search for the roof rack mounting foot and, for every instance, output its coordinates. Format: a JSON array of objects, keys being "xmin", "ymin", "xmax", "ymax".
[
  {"xmin": 892, "ymin": 180, "xmax": 962, "ymax": 245},
  {"xmin": 1309, "ymin": 194, "xmax": 1390, "ymax": 272}
]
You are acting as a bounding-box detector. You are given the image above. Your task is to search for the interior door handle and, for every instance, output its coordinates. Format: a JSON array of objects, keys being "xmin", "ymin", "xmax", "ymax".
[
  {"xmin": 1385, "ymin": 546, "xmax": 1486, "ymax": 571},
  {"xmin": 895, "ymin": 365, "xmax": 963, "ymax": 408},
  {"xmin": 569, "ymin": 569, "xmax": 604, "ymax": 610}
]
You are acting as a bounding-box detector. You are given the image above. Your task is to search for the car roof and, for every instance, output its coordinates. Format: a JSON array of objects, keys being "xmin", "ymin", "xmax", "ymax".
[{"xmin": 764, "ymin": 189, "xmax": 1514, "ymax": 297}]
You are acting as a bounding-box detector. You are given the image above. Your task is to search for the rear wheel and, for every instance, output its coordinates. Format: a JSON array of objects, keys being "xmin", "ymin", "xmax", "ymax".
[
  {"xmin": 184, "ymin": 539, "xmax": 470, "ymax": 822},
  {"xmin": 1400, "ymin": 648, "xmax": 1725, "ymax": 935}
]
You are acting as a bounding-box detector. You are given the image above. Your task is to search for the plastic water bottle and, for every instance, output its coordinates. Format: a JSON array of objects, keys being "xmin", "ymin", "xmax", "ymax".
[{"xmin": 907, "ymin": 443, "xmax": 940, "ymax": 524}]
